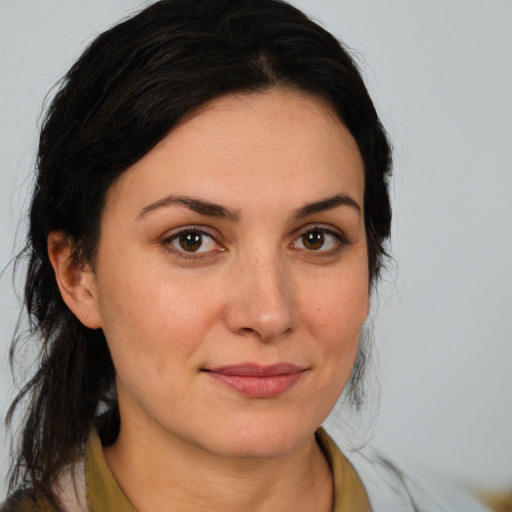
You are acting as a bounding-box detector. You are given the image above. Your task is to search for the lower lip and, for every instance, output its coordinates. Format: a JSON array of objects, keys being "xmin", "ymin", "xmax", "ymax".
[{"xmin": 206, "ymin": 371, "xmax": 304, "ymax": 398}]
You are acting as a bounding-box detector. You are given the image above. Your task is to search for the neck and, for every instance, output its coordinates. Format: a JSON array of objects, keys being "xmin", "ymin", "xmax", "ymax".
[{"xmin": 104, "ymin": 422, "xmax": 333, "ymax": 512}]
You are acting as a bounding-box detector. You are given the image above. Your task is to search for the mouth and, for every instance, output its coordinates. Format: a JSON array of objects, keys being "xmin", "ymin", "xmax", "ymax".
[{"xmin": 202, "ymin": 363, "xmax": 307, "ymax": 398}]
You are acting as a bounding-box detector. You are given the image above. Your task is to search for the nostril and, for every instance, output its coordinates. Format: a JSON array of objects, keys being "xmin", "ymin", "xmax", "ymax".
[{"xmin": 236, "ymin": 324, "xmax": 294, "ymax": 343}]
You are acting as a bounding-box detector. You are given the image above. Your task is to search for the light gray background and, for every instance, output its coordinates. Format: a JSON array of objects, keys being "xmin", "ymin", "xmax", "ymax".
[{"xmin": 1, "ymin": 0, "xmax": 511, "ymax": 499}]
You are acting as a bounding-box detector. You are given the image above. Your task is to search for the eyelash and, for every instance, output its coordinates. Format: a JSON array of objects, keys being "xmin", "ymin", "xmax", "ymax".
[{"xmin": 161, "ymin": 225, "xmax": 349, "ymax": 260}]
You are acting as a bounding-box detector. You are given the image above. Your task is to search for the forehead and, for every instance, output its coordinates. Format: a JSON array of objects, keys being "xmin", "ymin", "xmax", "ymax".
[{"xmin": 105, "ymin": 88, "xmax": 365, "ymax": 215}]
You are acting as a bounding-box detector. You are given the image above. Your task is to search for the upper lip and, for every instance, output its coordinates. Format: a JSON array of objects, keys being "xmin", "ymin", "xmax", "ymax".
[{"xmin": 204, "ymin": 363, "xmax": 306, "ymax": 376}]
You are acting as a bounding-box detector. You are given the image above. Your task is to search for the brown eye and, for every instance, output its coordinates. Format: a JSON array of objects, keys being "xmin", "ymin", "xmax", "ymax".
[
  {"xmin": 166, "ymin": 229, "xmax": 219, "ymax": 255},
  {"xmin": 301, "ymin": 230, "xmax": 325, "ymax": 250},
  {"xmin": 179, "ymin": 232, "xmax": 203, "ymax": 252},
  {"xmin": 292, "ymin": 228, "xmax": 343, "ymax": 253}
]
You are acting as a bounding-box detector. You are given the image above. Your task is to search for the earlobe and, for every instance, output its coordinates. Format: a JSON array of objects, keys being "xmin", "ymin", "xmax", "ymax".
[{"xmin": 47, "ymin": 231, "xmax": 102, "ymax": 329}]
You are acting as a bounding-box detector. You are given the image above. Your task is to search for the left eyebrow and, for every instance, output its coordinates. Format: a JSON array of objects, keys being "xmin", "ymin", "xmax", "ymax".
[
  {"xmin": 136, "ymin": 194, "xmax": 240, "ymax": 221},
  {"xmin": 293, "ymin": 194, "xmax": 362, "ymax": 218}
]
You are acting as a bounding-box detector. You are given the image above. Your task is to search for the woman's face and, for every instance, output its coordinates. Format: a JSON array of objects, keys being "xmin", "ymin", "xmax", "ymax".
[{"xmin": 88, "ymin": 88, "xmax": 368, "ymax": 459}]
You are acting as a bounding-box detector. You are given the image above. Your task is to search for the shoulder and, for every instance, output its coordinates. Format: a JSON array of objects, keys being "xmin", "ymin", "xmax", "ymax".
[
  {"xmin": 323, "ymin": 428, "xmax": 492, "ymax": 512},
  {"xmin": 351, "ymin": 448, "xmax": 493, "ymax": 512},
  {"xmin": 2, "ymin": 457, "xmax": 86, "ymax": 512}
]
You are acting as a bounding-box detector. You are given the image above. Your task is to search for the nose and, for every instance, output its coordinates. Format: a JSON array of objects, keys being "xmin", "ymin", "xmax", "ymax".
[{"xmin": 224, "ymin": 250, "xmax": 297, "ymax": 342}]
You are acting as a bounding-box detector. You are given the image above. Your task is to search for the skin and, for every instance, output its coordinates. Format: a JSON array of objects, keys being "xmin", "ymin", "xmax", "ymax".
[{"xmin": 49, "ymin": 88, "xmax": 369, "ymax": 512}]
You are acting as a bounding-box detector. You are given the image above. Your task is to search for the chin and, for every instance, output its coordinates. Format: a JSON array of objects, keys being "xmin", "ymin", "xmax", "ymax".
[{"xmin": 203, "ymin": 419, "xmax": 315, "ymax": 461}]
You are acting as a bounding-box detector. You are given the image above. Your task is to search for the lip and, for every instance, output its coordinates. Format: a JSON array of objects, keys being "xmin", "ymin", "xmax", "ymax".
[{"xmin": 203, "ymin": 363, "xmax": 307, "ymax": 398}]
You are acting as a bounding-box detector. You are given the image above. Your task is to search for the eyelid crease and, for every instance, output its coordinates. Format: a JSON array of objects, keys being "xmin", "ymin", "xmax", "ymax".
[
  {"xmin": 161, "ymin": 224, "xmax": 220, "ymax": 240},
  {"xmin": 289, "ymin": 223, "xmax": 350, "ymax": 242}
]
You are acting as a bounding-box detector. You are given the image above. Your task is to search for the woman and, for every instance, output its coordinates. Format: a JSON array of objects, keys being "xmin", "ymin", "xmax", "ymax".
[{"xmin": 2, "ymin": 1, "xmax": 491, "ymax": 511}]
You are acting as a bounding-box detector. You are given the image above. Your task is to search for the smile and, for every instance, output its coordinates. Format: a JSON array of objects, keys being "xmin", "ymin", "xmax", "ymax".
[{"xmin": 203, "ymin": 363, "xmax": 307, "ymax": 398}]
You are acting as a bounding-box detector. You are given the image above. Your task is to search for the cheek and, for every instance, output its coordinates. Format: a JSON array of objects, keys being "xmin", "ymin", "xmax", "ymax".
[
  {"xmin": 94, "ymin": 260, "xmax": 223, "ymax": 373},
  {"xmin": 303, "ymin": 256, "xmax": 369, "ymax": 337},
  {"xmin": 293, "ymin": 265, "xmax": 369, "ymax": 420},
  {"xmin": 299, "ymin": 261, "xmax": 369, "ymax": 375}
]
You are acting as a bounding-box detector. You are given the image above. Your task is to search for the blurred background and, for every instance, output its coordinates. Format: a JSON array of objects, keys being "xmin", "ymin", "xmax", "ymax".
[{"xmin": 1, "ymin": 0, "xmax": 511, "ymax": 508}]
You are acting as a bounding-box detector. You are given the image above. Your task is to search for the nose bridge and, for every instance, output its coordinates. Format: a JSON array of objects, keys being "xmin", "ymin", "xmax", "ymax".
[{"xmin": 226, "ymin": 244, "xmax": 296, "ymax": 341}]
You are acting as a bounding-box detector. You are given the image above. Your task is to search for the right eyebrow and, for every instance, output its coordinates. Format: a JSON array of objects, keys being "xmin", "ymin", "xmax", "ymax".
[
  {"xmin": 293, "ymin": 193, "xmax": 362, "ymax": 219},
  {"xmin": 136, "ymin": 194, "xmax": 241, "ymax": 221}
]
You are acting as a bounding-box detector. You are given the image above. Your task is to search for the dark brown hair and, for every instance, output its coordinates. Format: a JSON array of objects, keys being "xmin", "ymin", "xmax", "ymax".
[{"xmin": 6, "ymin": 0, "xmax": 392, "ymax": 499}]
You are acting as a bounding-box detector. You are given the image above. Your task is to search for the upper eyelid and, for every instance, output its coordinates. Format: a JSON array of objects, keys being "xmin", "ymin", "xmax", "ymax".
[
  {"xmin": 162, "ymin": 225, "xmax": 219, "ymax": 240},
  {"xmin": 290, "ymin": 223, "xmax": 347, "ymax": 239}
]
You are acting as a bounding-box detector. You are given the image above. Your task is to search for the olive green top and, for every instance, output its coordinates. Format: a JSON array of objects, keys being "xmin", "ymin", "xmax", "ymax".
[
  {"xmin": 316, "ymin": 429, "xmax": 371, "ymax": 512},
  {"xmin": 3, "ymin": 428, "xmax": 371, "ymax": 512}
]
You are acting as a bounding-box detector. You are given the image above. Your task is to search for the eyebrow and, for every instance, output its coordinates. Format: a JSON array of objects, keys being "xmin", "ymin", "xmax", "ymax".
[
  {"xmin": 294, "ymin": 194, "xmax": 362, "ymax": 218},
  {"xmin": 137, "ymin": 195, "xmax": 240, "ymax": 220},
  {"xmin": 137, "ymin": 192, "xmax": 361, "ymax": 221}
]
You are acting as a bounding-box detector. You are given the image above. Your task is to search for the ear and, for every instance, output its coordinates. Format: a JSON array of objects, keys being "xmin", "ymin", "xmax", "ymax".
[{"xmin": 47, "ymin": 231, "xmax": 102, "ymax": 329}]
